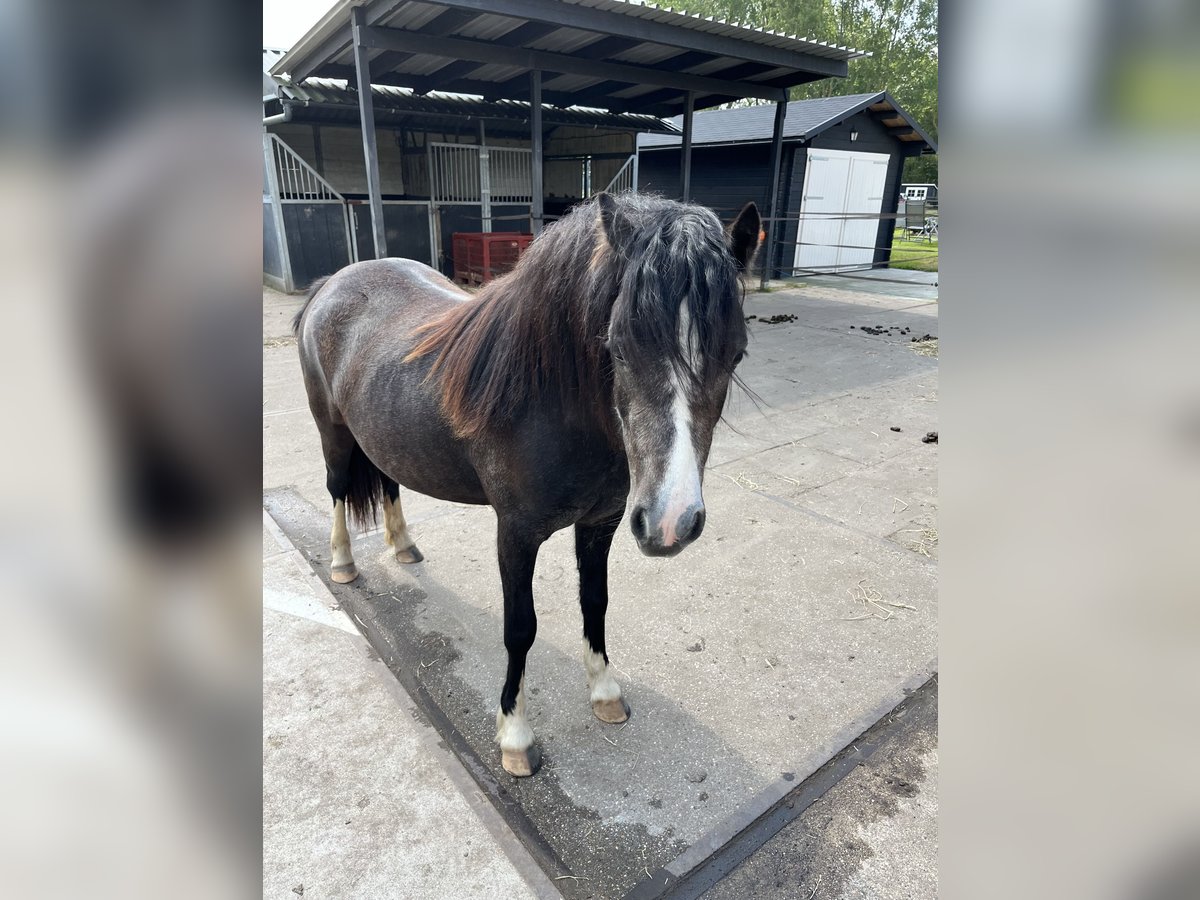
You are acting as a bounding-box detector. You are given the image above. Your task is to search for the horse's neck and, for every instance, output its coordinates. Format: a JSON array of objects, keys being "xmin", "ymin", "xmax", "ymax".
[{"xmin": 548, "ymin": 286, "xmax": 620, "ymax": 441}]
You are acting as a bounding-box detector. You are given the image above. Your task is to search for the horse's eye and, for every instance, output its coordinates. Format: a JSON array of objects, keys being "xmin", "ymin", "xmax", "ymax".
[
  {"xmin": 733, "ymin": 351, "xmax": 746, "ymax": 366},
  {"xmin": 608, "ymin": 343, "xmax": 626, "ymax": 365}
]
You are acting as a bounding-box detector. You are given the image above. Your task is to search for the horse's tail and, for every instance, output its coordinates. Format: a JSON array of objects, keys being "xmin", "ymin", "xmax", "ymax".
[
  {"xmin": 291, "ymin": 275, "xmax": 331, "ymax": 336},
  {"xmin": 343, "ymin": 442, "xmax": 389, "ymax": 532}
]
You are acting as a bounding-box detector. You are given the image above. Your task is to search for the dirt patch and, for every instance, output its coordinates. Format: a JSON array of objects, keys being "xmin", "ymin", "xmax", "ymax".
[
  {"xmin": 910, "ymin": 336, "xmax": 938, "ymax": 357},
  {"xmin": 746, "ymin": 313, "xmax": 798, "ymax": 325}
]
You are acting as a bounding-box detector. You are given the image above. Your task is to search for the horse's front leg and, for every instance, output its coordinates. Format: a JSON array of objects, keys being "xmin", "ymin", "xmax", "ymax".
[
  {"xmin": 576, "ymin": 517, "xmax": 629, "ymax": 724},
  {"xmin": 495, "ymin": 519, "xmax": 542, "ymax": 777}
]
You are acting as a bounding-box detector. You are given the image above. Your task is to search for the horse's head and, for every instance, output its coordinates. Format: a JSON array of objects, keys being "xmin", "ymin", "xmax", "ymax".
[{"xmin": 597, "ymin": 193, "xmax": 760, "ymax": 557}]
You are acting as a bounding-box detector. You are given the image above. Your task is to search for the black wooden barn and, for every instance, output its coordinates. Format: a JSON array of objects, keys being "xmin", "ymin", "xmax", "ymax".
[
  {"xmin": 264, "ymin": 0, "xmax": 871, "ymax": 293},
  {"xmin": 636, "ymin": 92, "xmax": 937, "ymax": 276}
]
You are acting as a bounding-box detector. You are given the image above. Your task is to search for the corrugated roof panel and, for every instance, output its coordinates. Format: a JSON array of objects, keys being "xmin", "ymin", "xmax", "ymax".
[
  {"xmin": 456, "ymin": 13, "xmax": 528, "ymax": 42},
  {"xmin": 611, "ymin": 43, "xmax": 685, "ymax": 65},
  {"xmin": 468, "ymin": 63, "xmax": 530, "ymax": 82},
  {"xmin": 563, "ymin": 0, "xmax": 868, "ymax": 58},
  {"xmin": 269, "ymin": 0, "xmax": 871, "ymax": 108},
  {"xmin": 544, "ymin": 73, "xmax": 606, "ymax": 92},
  {"xmin": 609, "ymin": 84, "xmax": 665, "ymax": 99},
  {"xmin": 740, "ymin": 66, "xmax": 795, "ymax": 82},
  {"xmin": 377, "ymin": 2, "xmax": 445, "ymax": 32},
  {"xmin": 397, "ymin": 55, "xmax": 461, "ymax": 77},
  {"xmin": 268, "ymin": 75, "xmax": 678, "ymax": 132},
  {"xmin": 527, "ymin": 27, "xmax": 602, "ymax": 54},
  {"xmin": 682, "ymin": 56, "xmax": 746, "ymax": 76}
]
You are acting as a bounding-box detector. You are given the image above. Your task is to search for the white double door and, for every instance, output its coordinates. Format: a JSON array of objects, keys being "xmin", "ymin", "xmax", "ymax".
[{"xmin": 793, "ymin": 148, "xmax": 889, "ymax": 273}]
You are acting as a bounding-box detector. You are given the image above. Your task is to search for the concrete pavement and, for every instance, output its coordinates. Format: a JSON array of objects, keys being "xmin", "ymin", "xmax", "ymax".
[
  {"xmin": 791, "ymin": 268, "xmax": 938, "ymax": 302},
  {"xmin": 262, "ymin": 274, "xmax": 938, "ymax": 899},
  {"xmin": 263, "ymin": 513, "xmax": 558, "ymax": 900}
]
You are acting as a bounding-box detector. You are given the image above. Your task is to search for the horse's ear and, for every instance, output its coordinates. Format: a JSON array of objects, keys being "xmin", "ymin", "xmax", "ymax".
[
  {"xmin": 596, "ymin": 192, "xmax": 634, "ymax": 249},
  {"xmin": 727, "ymin": 202, "xmax": 761, "ymax": 271}
]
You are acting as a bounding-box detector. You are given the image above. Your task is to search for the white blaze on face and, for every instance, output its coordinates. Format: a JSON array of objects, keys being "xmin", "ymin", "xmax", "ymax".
[{"xmin": 656, "ymin": 303, "xmax": 704, "ymax": 546}]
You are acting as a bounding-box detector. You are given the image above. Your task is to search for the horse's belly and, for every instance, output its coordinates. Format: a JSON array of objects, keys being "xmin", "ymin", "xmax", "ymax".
[
  {"xmin": 361, "ymin": 429, "xmax": 490, "ymax": 506},
  {"xmin": 342, "ymin": 370, "xmax": 491, "ymax": 507},
  {"xmin": 389, "ymin": 459, "xmax": 489, "ymax": 506}
]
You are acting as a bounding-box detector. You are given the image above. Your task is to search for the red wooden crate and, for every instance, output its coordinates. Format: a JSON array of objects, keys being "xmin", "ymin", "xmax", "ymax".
[{"xmin": 451, "ymin": 232, "xmax": 534, "ymax": 286}]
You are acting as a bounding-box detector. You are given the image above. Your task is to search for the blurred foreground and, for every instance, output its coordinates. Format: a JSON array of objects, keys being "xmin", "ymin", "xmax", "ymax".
[
  {"xmin": 942, "ymin": 1, "xmax": 1200, "ymax": 898},
  {"xmin": 0, "ymin": 0, "xmax": 1194, "ymax": 897},
  {"xmin": 0, "ymin": 1, "xmax": 259, "ymax": 898}
]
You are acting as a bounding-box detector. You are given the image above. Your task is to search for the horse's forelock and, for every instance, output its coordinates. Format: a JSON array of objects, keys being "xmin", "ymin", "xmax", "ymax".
[{"xmin": 609, "ymin": 201, "xmax": 742, "ymax": 391}]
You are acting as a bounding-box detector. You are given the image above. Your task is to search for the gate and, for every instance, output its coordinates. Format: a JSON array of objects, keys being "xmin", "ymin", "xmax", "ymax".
[{"xmin": 263, "ymin": 133, "xmax": 355, "ymax": 292}]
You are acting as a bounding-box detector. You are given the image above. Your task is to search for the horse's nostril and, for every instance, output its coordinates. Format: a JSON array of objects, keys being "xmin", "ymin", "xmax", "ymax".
[
  {"xmin": 679, "ymin": 505, "xmax": 706, "ymax": 544},
  {"xmin": 631, "ymin": 506, "xmax": 650, "ymax": 543}
]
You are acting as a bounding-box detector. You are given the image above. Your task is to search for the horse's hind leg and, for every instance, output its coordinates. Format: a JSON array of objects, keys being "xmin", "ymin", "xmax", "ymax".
[
  {"xmin": 381, "ymin": 480, "xmax": 424, "ymax": 564},
  {"xmin": 576, "ymin": 516, "xmax": 629, "ymax": 724},
  {"xmin": 319, "ymin": 425, "xmax": 365, "ymax": 584}
]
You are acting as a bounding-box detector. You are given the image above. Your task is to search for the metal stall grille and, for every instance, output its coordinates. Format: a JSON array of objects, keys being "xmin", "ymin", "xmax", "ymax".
[
  {"xmin": 429, "ymin": 142, "xmax": 483, "ymax": 203},
  {"xmin": 486, "ymin": 147, "xmax": 533, "ymax": 204},
  {"xmin": 429, "ymin": 142, "xmax": 533, "ymax": 203},
  {"xmin": 428, "ymin": 142, "xmax": 533, "ymax": 273}
]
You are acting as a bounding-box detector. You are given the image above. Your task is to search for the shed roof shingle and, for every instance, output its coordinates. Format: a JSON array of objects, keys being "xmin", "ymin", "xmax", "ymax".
[{"xmin": 637, "ymin": 92, "xmax": 936, "ymax": 152}]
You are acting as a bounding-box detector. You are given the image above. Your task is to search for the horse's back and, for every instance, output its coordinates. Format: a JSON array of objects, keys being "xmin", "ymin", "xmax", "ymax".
[
  {"xmin": 297, "ymin": 259, "xmax": 458, "ymax": 380},
  {"xmin": 304, "ymin": 257, "xmax": 462, "ymax": 336}
]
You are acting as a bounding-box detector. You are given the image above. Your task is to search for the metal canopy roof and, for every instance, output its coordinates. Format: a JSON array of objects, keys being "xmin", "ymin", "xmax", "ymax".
[
  {"xmin": 269, "ymin": 0, "xmax": 869, "ymax": 117},
  {"xmin": 265, "ymin": 50, "xmax": 678, "ymax": 133},
  {"xmin": 271, "ymin": 77, "xmax": 679, "ymax": 133},
  {"xmin": 637, "ymin": 91, "xmax": 937, "ymax": 153}
]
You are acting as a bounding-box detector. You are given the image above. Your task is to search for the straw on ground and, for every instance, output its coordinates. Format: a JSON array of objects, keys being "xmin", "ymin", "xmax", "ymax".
[{"xmin": 842, "ymin": 579, "xmax": 916, "ymax": 621}]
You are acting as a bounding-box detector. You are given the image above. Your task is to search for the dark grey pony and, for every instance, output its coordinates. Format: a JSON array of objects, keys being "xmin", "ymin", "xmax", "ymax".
[{"xmin": 294, "ymin": 192, "xmax": 759, "ymax": 776}]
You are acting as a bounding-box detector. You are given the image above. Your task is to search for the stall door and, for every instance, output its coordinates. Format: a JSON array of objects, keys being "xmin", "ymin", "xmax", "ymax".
[{"xmin": 794, "ymin": 149, "xmax": 889, "ymax": 273}]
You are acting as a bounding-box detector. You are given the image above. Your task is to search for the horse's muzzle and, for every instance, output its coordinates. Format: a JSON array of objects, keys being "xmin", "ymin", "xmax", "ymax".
[{"xmin": 631, "ymin": 502, "xmax": 706, "ymax": 556}]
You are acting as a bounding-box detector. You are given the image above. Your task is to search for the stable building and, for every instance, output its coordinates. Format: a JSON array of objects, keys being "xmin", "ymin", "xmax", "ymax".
[
  {"xmin": 264, "ymin": 0, "xmax": 869, "ymax": 292},
  {"xmin": 636, "ymin": 92, "xmax": 936, "ymax": 276},
  {"xmin": 263, "ymin": 48, "xmax": 672, "ymax": 291}
]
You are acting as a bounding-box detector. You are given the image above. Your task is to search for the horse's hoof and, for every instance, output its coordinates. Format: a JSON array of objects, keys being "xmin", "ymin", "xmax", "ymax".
[
  {"xmin": 501, "ymin": 744, "xmax": 541, "ymax": 777},
  {"xmin": 395, "ymin": 544, "xmax": 424, "ymax": 564},
  {"xmin": 592, "ymin": 698, "xmax": 630, "ymax": 724},
  {"xmin": 330, "ymin": 564, "xmax": 359, "ymax": 584}
]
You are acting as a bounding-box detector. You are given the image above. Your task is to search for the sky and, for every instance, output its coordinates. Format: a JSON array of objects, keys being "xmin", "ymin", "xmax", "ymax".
[{"xmin": 263, "ymin": 0, "xmax": 334, "ymax": 50}]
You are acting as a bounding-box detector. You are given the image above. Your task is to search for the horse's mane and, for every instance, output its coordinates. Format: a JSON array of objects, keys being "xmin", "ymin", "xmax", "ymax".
[{"xmin": 407, "ymin": 193, "xmax": 744, "ymax": 440}]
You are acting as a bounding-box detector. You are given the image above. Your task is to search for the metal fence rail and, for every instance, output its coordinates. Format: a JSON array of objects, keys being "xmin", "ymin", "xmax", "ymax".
[
  {"xmin": 267, "ymin": 133, "xmax": 344, "ymax": 202},
  {"xmin": 601, "ymin": 155, "xmax": 637, "ymax": 195}
]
